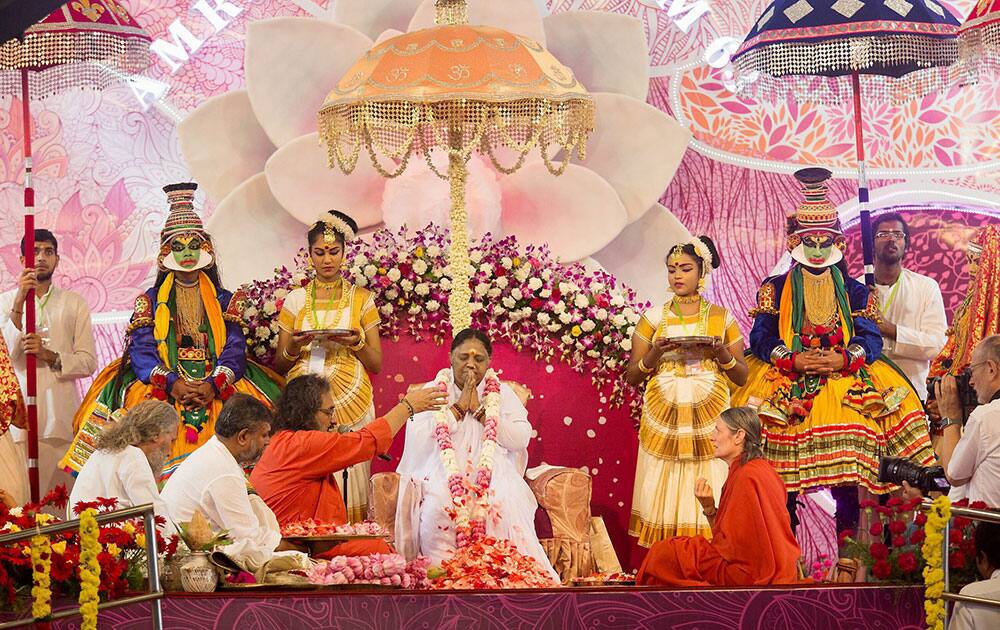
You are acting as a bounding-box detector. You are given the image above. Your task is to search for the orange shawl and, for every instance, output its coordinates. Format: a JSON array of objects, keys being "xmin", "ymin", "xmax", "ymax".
[{"xmin": 637, "ymin": 458, "xmax": 801, "ymax": 587}]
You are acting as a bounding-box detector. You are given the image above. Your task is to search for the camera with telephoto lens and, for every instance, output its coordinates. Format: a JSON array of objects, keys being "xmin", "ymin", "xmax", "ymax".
[
  {"xmin": 926, "ymin": 361, "xmax": 978, "ymax": 422},
  {"xmin": 878, "ymin": 457, "xmax": 950, "ymax": 495}
]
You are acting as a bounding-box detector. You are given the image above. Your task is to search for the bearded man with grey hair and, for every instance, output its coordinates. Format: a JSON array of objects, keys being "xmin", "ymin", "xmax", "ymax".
[{"xmin": 69, "ymin": 400, "xmax": 178, "ymax": 528}]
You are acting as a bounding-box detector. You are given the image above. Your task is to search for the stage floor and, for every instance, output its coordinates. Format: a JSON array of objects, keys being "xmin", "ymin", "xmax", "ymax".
[{"xmin": 7, "ymin": 584, "xmax": 924, "ymax": 629}]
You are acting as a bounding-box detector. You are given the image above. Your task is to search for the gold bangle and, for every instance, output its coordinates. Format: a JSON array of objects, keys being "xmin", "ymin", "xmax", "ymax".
[
  {"xmin": 719, "ymin": 356, "xmax": 737, "ymax": 371},
  {"xmin": 349, "ymin": 338, "xmax": 366, "ymax": 352},
  {"xmin": 281, "ymin": 346, "xmax": 301, "ymax": 362},
  {"xmin": 637, "ymin": 358, "xmax": 654, "ymax": 374}
]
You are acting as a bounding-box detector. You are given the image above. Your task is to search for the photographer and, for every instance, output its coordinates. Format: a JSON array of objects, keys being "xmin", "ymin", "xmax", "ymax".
[{"xmin": 934, "ymin": 335, "xmax": 1000, "ymax": 507}]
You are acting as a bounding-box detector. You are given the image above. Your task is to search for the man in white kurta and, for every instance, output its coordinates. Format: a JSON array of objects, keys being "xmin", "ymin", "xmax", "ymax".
[
  {"xmin": 858, "ymin": 214, "xmax": 947, "ymax": 400},
  {"xmin": 161, "ymin": 395, "xmax": 281, "ymax": 572},
  {"xmin": 1, "ymin": 230, "xmax": 96, "ymax": 495},
  {"xmin": 395, "ymin": 368, "xmax": 557, "ymax": 580}
]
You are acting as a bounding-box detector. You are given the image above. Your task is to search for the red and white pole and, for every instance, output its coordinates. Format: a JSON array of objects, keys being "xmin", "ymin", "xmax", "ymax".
[{"xmin": 20, "ymin": 68, "xmax": 39, "ymax": 503}]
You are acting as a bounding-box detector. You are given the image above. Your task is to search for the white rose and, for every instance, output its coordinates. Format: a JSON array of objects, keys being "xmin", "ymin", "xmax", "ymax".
[
  {"xmin": 9, "ymin": 507, "xmax": 23, "ymax": 517},
  {"xmin": 364, "ymin": 264, "xmax": 378, "ymax": 278},
  {"xmin": 547, "ymin": 322, "xmax": 562, "ymax": 333},
  {"xmin": 574, "ymin": 294, "xmax": 590, "ymax": 309},
  {"xmin": 487, "ymin": 287, "xmax": 501, "ymax": 298},
  {"xmin": 502, "ymin": 297, "xmax": 516, "ymax": 308},
  {"xmin": 553, "ymin": 301, "xmax": 566, "ymax": 314},
  {"xmin": 515, "ymin": 267, "xmax": 531, "ymax": 283},
  {"xmin": 380, "ymin": 304, "xmax": 394, "ymax": 316},
  {"xmin": 475, "ymin": 283, "xmax": 489, "ymax": 297},
  {"xmin": 269, "ymin": 321, "xmax": 279, "ymax": 332},
  {"xmin": 626, "ymin": 325, "xmax": 636, "ymax": 336},
  {"xmin": 595, "ymin": 308, "xmax": 608, "ymax": 321},
  {"xmin": 440, "ymin": 278, "xmax": 452, "ymax": 290},
  {"xmin": 401, "ymin": 279, "xmax": 414, "ymax": 291},
  {"xmin": 350, "ymin": 265, "xmax": 363, "ymax": 278},
  {"xmin": 427, "ymin": 300, "xmax": 440, "ymax": 312},
  {"xmin": 494, "ymin": 305, "xmax": 506, "ymax": 315},
  {"xmin": 558, "ymin": 312, "xmax": 572, "ymax": 324},
  {"xmin": 408, "ymin": 305, "xmax": 422, "ymax": 315},
  {"xmin": 273, "ymin": 288, "xmax": 288, "ymax": 299},
  {"xmin": 511, "ymin": 288, "xmax": 523, "ymax": 300},
  {"xmin": 255, "ymin": 327, "xmax": 270, "ymax": 339},
  {"xmin": 413, "ymin": 259, "xmax": 428, "ymax": 275},
  {"xmin": 612, "ymin": 314, "xmax": 627, "ymax": 327},
  {"xmin": 501, "ymin": 256, "xmax": 513, "ymax": 269},
  {"xmin": 244, "ymin": 306, "xmax": 259, "ymax": 318},
  {"xmin": 263, "ymin": 301, "xmax": 276, "ymax": 315},
  {"xmin": 620, "ymin": 338, "xmax": 633, "ymax": 352},
  {"xmin": 592, "ymin": 282, "xmax": 605, "ymax": 293},
  {"xmin": 387, "ymin": 268, "xmax": 401, "ymax": 282},
  {"xmin": 527, "ymin": 277, "xmax": 542, "ymax": 291},
  {"xmin": 587, "ymin": 350, "xmax": 600, "ymax": 358},
  {"xmin": 416, "ymin": 283, "xmax": 432, "ymax": 296},
  {"xmin": 542, "ymin": 269, "xmax": 552, "ymax": 281},
  {"xmin": 538, "ymin": 313, "xmax": 551, "ymax": 325},
  {"xmin": 626, "ymin": 311, "xmax": 640, "ymax": 325},
  {"xmin": 495, "ymin": 276, "xmax": 508, "ymax": 289},
  {"xmin": 254, "ymin": 345, "xmax": 266, "ymax": 356},
  {"xmin": 385, "ymin": 289, "xmax": 399, "ymax": 300},
  {"xmin": 561, "ymin": 334, "xmax": 573, "ymax": 345},
  {"xmin": 581, "ymin": 320, "xmax": 596, "ymax": 332},
  {"xmin": 479, "ymin": 264, "xmax": 493, "ymax": 278},
  {"xmin": 559, "ymin": 282, "xmax": 573, "ymax": 294},
  {"xmin": 355, "ymin": 276, "xmax": 369, "ymax": 287},
  {"xmin": 427, "ymin": 245, "xmax": 441, "ymax": 257},
  {"xmin": 469, "ymin": 250, "xmax": 482, "ymax": 263},
  {"xmin": 355, "ymin": 254, "xmax": 368, "ymax": 266},
  {"xmin": 375, "ymin": 248, "xmax": 389, "ymax": 259},
  {"xmin": 610, "ymin": 293, "xmax": 625, "ymax": 307},
  {"xmin": 539, "ymin": 288, "xmax": 551, "ymax": 298}
]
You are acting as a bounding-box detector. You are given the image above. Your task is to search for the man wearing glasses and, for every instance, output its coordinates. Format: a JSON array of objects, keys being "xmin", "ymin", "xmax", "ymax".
[
  {"xmin": 935, "ymin": 335, "xmax": 1000, "ymax": 507},
  {"xmin": 857, "ymin": 213, "xmax": 947, "ymax": 401}
]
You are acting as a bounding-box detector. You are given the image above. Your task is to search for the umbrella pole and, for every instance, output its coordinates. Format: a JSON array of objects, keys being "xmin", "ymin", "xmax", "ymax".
[
  {"xmin": 851, "ymin": 73, "xmax": 875, "ymax": 287},
  {"xmin": 20, "ymin": 68, "xmax": 39, "ymax": 503}
]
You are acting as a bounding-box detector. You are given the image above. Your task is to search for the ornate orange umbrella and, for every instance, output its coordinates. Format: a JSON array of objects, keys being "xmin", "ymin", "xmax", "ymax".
[
  {"xmin": 319, "ymin": 0, "xmax": 594, "ymax": 331},
  {"xmin": 0, "ymin": 0, "xmax": 150, "ymax": 503},
  {"xmin": 959, "ymin": 0, "xmax": 1000, "ymax": 75}
]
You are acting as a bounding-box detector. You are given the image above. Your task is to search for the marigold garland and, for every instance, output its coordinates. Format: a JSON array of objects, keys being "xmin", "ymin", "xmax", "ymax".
[
  {"xmin": 921, "ymin": 495, "xmax": 951, "ymax": 630},
  {"xmin": 78, "ymin": 509, "xmax": 101, "ymax": 630},
  {"xmin": 30, "ymin": 527, "xmax": 52, "ymax": 621}
]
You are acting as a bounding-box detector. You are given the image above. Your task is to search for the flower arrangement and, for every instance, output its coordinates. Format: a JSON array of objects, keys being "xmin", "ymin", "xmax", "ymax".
[
  {"xmin": 0, "ymin": 488, "xmax": 177, "ymax": 616},
  {"xmin": 307, "ymin": 553, "xmax": 430, "ymax": 589},
  {"xmin": 280, "ymin": 520, "xmax": 388, "ymax": 538},
  {"xmin": 240, "ymin": 225, "xmax": 648, "ymax": 412},
  {"xmin": 838, "ymin": 496, "xmax": 927, "ymax": 583}
]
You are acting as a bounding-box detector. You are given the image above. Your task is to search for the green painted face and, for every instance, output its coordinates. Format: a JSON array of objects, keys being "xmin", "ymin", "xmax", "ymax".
[
  {"xmin": 170, "ymin": 235, "xmax": 203, "ymax": 269},
  {"xmin": 802, "ymin": 233, "xmax": 834, "ymax": 266}
]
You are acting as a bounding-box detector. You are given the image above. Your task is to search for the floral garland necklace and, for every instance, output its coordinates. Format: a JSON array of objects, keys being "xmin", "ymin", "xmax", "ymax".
[
  {"xmin": 431, "ymin": 367, "xmax": 501, "ymax": 547},
  {"xmin": 921, "ymin": 495, "xmax": 951, "ymax": 630}
]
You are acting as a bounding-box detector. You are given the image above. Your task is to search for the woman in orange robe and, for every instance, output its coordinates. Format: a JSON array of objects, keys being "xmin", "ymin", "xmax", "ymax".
[
  {"xmin": 251, "ymin": 374, "xmax": 445, "ymax": 558},
  {"xmin": 637, "ymin": 406, "xmax": 801, "ymax": 587}
]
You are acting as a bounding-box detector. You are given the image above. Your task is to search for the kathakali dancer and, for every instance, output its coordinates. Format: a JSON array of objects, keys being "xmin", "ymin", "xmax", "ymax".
[
  {"xmin": 625, "ymin": 236, "xmax": 747, "ymax": 546},
  {"xmin": 272, "ymin": 211, "xmax": 383, "ymax": 523},
  {"xmin": 731, "ymin": 168, "xmax": 934, "ymax": 533},
  {"xmin": 60, "ymin": 183, "xmax": 282, "ymax": 480}
]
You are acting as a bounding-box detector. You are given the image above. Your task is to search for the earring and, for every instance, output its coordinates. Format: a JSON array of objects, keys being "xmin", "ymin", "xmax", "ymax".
[{"xmin": 697, "ymin": 277, "xmax": 705, "ymax": 292}]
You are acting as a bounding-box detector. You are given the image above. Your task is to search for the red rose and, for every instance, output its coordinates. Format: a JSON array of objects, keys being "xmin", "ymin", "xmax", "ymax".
[
  {"xmin": 888, "ymin": 520, "xmax": 907, "ymax": 535},
  {"xmin": 969, "ymin": 501, "xmax": 988, "ymax": 510},
  {"xmin": 909, "ymin": 529, "xmax": 926, "ymax": 545},
  {"xmin": 896, "ymin": 551, "xmax": 919, "ymax": 574},
  {"xmin": 869, "ymin": 522, "xmax": 884, "ymax": 536},
  {"xmin": 950, "ymin": 551, "xmax": 967, "ymax": 569},
  {"xmin": 871, "ymin": 559, "xmax": 892, "ymax": 580},
  {"xmin": 860, "ymin": 500, "xmax": 879, "ymax": 510},
  {"xmin": 530, "ymin": 298, "xmax": 543, "ymax": 309},
  {"xmin": 550, "ymin": 289, "xmax": 561, "ymax": 302},
  {"xmin": 915, "ymin": 512, "xmax": 928, "ymax": 526},
  {"xmin": 954, "ymin": 516, "xmax": 972, "ymax": 529},
  {"xmin": 891, "ymin": 535, "xmax": 907, "ymax": 548},
  {"xmin": 886, "ymin": 497, "xmax": 903, "ymax": 508},
  {"xmin": 869, "ymin": 542, "xmax": 889, "ymax": 560},
  {"xmin": 838, "ymin": 529, "xmax": 855, "ymax": 544},
  {"xmin": 398, "ymin": 263, "xmax": 412, "ymax": 276}
]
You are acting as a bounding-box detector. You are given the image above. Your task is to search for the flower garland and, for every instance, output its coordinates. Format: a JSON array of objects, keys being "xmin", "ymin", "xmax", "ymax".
[
  {"xmin": 78, "ymin": 508, "xmax": 101, "ymax": 630},
  {"xmin": 432, "ymin": 367, "xmax": 501, "ymax": 546},
  {"xmin": 30, "ymin": 527, "xmax": 52, "ymax": 621},
  {"xmin": 922, "ymin": 495, "xmax": 951, "ymax": 630},
  {"xmin": 240, "ymin": 225, "xmax": 649, "ymax": 414},
  {"xmin": 447, "ymin": 150, "xmax": 473, "ymax": 331}
]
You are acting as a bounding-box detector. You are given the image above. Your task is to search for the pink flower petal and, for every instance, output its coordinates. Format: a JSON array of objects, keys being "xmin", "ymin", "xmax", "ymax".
[
  {"xmin": 265, "ymin": 132, "xmax": 384, "ymax": 228},
  {"xmin": 408, "ymin": 0, "xmax": 545, "ymax": 45},
  {"xmin": 498, "ymin": 161, "xmax": 626, "ymax": 261},
  {"xmin": 542, "ymin": 11, "xmax": 648, "ymax": 101},
  {"xmin": 178, "ymin": 90, "xmax": 276, "ymax": 204},
  {"xmin": 245, "ymin": 18, "xmax": 373, "ymax": 147},
  {"xmin": 334, "ymin": 0, "xmax": 424, "ymax": 40}
]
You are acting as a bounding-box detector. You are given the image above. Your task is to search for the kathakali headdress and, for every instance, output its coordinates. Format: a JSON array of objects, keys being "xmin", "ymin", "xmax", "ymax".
[
  {"xmin": 158, "ymin": 182, "xmax": 214, "ymax": 272},
  {"xmin": 787, "ymin": 167, "xmax": 846, "ymax": 269}
]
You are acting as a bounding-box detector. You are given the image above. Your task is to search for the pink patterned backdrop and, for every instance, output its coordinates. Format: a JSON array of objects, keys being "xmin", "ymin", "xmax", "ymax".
[{"xmin": 2, "ymin": 0, "xmax": 999, "ymax": 571}]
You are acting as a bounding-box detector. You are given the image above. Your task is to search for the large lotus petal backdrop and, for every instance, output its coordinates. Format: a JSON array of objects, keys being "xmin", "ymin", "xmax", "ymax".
[{"xmin": 2, "ymin": 0, "xmax": 997, "ymax": 567}]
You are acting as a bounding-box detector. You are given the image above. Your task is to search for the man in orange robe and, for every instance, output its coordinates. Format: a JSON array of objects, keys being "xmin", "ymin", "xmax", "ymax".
[
  {"xmin": 637, "ymin": 414, "xmax": 801, "ymax": 587},
  {"xmin": 251, "ymin": 374, "xmax": 445, "ymax": 558}
]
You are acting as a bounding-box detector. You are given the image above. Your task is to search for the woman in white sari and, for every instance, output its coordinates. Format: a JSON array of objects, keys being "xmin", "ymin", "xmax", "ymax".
[{"xmin": 395, "ymin": 329, "xmax": 557, "ymax": 580}]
